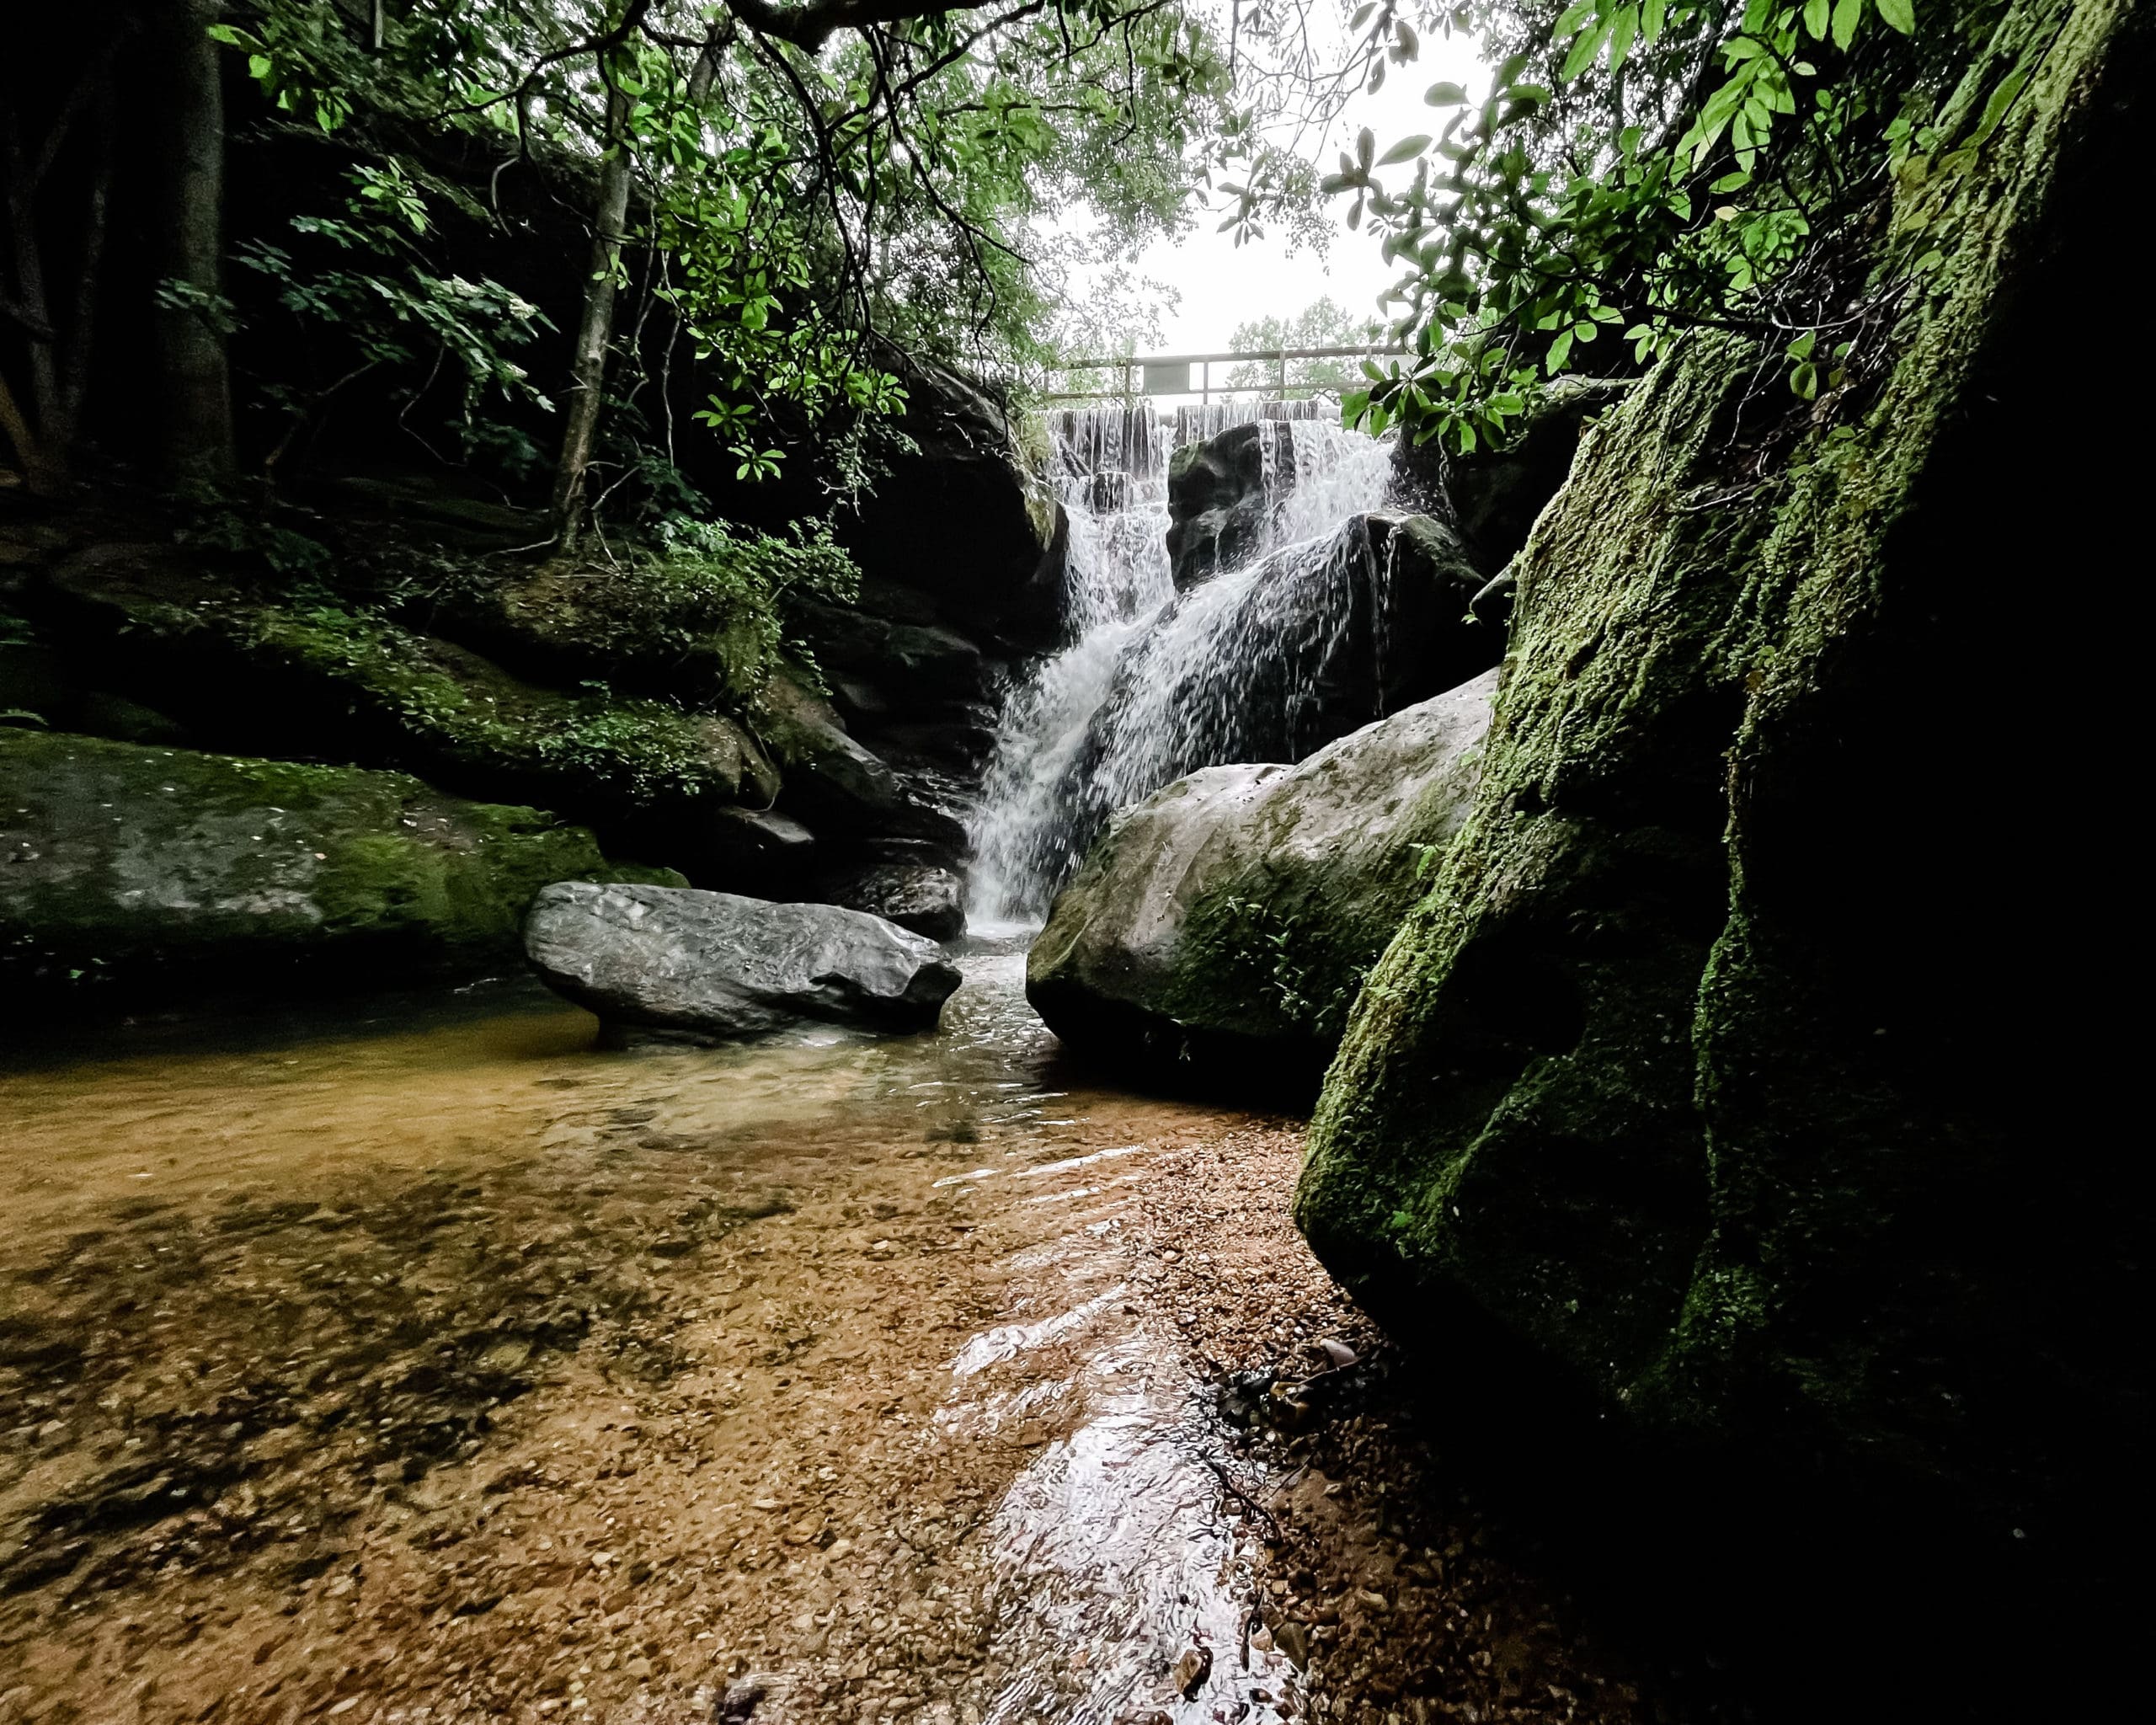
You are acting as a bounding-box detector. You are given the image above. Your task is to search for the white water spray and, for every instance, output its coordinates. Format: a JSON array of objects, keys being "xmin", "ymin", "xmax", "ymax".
[{"xmin": 969, "ymin": 402, "xmax": 1392, "ymax": 926}]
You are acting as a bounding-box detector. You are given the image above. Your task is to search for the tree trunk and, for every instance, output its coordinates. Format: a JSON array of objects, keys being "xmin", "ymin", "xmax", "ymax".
[
  {"xmin": 53, "ymin": 82, "xmax": 115, "ymax": 462},
  {"xmin": 550, "ymin": 83, "xmax": 635, "ymax": 545},
  {"xmin": 153, "ymin": 0, "xmax": 234, "ymax": 489}
]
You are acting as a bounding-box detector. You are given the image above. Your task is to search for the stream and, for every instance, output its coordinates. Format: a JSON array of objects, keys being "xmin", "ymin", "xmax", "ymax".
[{"xmin": 0, "ymin": 941, "xmax": 1662, "ymax": 1725}]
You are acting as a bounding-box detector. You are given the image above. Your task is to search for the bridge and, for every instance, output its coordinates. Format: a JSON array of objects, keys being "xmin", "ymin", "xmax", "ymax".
[{"xmin": 1043, "ymin": 344, "xmax": 1406, "ymax": 405}]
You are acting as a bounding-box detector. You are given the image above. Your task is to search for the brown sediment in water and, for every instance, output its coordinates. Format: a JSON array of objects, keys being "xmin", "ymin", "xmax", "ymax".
[{"xmin": 0, "ymin": 946, "xmax": 1655, "ymax": 1724}]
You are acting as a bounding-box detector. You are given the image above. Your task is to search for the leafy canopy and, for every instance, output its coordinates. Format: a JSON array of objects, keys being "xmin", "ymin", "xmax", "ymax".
[{"xmin": 1230, "ymin": 0, "xmax": 2021, "ymax": 454}]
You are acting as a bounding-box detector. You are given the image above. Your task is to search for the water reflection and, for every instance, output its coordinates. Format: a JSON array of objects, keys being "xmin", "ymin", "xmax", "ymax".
[{"xmin": 0, "ymin": 935, "xmax": 1295, "ymax": 1723}]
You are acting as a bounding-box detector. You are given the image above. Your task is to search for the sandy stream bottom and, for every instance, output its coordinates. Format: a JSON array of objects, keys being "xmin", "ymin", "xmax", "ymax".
[{"xmin": 0, "ymin": 939, "xmax": 1658, "ymax": 1725}]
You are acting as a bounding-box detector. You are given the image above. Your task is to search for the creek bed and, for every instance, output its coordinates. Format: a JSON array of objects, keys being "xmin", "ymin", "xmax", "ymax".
[{"xmin": 0, "ymin": 939, "xmax": 1651, "ymax": 1725}]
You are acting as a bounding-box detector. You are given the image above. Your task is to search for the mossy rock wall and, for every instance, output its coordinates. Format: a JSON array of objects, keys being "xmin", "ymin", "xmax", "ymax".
[
  {"xmin": 1295, "ymin": 0, "xmax": 2146, "ymax": 1525},
  {"xmin": 29, "ymin": 545, "xmax": 779, "ymax": 873},
  {"xmin": 0, "ymin": 732, "xmax": 672, "ymax": 1010}
]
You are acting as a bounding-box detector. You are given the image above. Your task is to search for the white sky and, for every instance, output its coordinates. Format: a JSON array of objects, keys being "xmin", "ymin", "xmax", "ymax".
[{"xmin": 1111, "ymin": 9, "xmax": 1491, "ymax": 355}]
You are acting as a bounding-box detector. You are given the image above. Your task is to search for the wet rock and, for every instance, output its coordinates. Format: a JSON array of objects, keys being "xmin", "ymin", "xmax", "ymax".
[
  {"xmin": 1171, "ymin": 1643, "xmax": 1213, "ymax": 1698},
  {"xmin": 787, "ymin": 600, "xmax": 987, "ymax": 713},
  {"xmin": 1166, "ymin": 419, "xmax": 1290, "ymax": 590},
  {"xmin": 714, "ymin": 1672, "xmax": 772, "ymax": 1720},
  {"xmin": 1216, "ymin": 1370, "xmax": 1278, "ymax": 1429},
  {"xmin": 749, "ymin": 674, "xmax": 966, "ymax": 852},
  {"xmin": 1028, "ymin": 670, "xmax": 1496, "ymax": 1081},
  {"xmin": 524, "ymin": 881, "xmax": 961, "ymax": 1039},
  {"xmin": 813, "ymin": 862, "xmax": 966, "ymax": 942},
  {"xmin": 0, "ymin": 731, "xmax": 666, "ymax": 1013}
]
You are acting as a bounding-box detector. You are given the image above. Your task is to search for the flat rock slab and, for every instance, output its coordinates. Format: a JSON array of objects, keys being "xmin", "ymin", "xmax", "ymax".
[{"xmin": 526, "ymin": 881, "xmax": 961, "ymax": 1041}]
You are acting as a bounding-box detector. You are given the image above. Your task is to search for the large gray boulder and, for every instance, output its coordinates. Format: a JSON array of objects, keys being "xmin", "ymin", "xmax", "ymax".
[
  {"xmin": 525, "ymin": 881, "xmax": 961, "ymax": 1041},
  {"xmin": 1027, "ymin": 669, "xmax": 1496, "ymax": 1079}
]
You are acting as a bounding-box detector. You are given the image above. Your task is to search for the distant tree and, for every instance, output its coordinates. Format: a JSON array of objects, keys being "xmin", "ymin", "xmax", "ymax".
[{"xmin": 1224, "ymin": 296, "xmax": 1385, "ymax": 396}]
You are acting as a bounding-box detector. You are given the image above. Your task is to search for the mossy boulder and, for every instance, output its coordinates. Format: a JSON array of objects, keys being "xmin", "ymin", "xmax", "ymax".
[
  {"xmin": 1294, "ymin": 0, "xmax": 2144, "ymax": 1529},
  {"xmin": 0, "ymin": 731, "xmax": 673, "ymax": 1010},
  {"xmin": 1029, "ymin": 670, "xmax": 1494, "ymax": 1083}
]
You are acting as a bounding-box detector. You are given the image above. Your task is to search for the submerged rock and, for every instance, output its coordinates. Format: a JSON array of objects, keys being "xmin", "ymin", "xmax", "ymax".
[
  {"xmin": 1029, "ymin": 670, "xmax": 1495, "ymax": 1079},
  {"xmin": 0, "ymin": 732, "xmax": 658, "ymax": 1010},
  {"xmin": 524, "ymin": 881, "xmax": 960, "ymax": 1040}
]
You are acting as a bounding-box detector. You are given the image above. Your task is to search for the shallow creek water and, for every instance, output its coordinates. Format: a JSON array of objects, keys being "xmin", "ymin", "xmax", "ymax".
[{"xmin": 0, "ymin": 940, "xmax": 1316, "ymax": 1724}]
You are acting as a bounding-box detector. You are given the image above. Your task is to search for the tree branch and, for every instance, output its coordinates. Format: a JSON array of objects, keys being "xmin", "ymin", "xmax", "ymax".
[{"xmin": 721, "ymin": 0, "xmax": 1002, "ymax": 54}]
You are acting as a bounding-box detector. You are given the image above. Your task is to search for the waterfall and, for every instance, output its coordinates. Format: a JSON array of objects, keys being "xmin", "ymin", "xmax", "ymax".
[{"xmin": 969, "ymin": 402, "xmax": 1393, "ymax": 927}]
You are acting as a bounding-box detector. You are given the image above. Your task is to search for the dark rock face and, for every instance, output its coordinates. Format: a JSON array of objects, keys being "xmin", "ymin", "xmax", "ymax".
[
  {"xmin": 1296, "ymin": 0, "xmax": 2142, "ymax": 1540},
  {"xmin": 1030, "ymin": 670, "xmax": 1494, "ymax": 1082},
  {"xmin": 1165, "ymin": 420, "xmax": 1294, "ymax": 590},
  {"xmin": 524, "ymin": 881, "xmax": 960, "ymax": 1040},
  {"xmin": 1390, "ymin": 378, "xmax": 1633, "ymax": 576},
  {"xmin": 749, "ymin": 674, "xmax": 969, "ymax": 858},
  {"xmin": 813, "ymin": 862, "xmax": 967, "ymax": 942},
  {"xmin": 0, "ymin": 732, "xmax": 659, "ymax": 1011},
  {"xmin": 787, "ymin": 599, "xmax": 989, "ymax": 713},
  {"xmin": 835, "ymin": 363, "xmax": 1060, "ymax": 644}
]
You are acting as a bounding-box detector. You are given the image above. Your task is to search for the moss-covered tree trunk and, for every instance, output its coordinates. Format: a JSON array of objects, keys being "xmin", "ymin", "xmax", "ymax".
[{"xmin": 1295, "ymin": 0, "xmax": 2146, "ymax": 1525}]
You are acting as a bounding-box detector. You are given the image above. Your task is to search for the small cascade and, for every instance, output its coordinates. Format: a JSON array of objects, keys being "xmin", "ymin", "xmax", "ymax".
[{"xmin": 969, "ymin": 402, "xmax": 1395, "ymax": 926}]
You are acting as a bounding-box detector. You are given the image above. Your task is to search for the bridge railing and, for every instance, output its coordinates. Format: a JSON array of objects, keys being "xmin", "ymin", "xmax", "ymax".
[{"xmin": 1043, "ymin": 344, "xmax": 1407, "ymax": 405}]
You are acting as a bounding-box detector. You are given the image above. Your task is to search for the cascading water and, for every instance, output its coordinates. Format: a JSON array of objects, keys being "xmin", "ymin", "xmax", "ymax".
[{"xmin": 969, "ymin": 402, "xmax": 1394, "ymax": 926}]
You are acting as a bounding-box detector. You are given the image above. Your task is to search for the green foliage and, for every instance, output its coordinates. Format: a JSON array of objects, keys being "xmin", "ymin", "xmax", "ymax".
[
  {"xmin": 211, "ymin": 1, "xmax": 1234, "ymax": 509},
  {"xmin": 234, "ymin": 161, "xmax": 552, "ymax": 472},
  {"xmin": 1215, "ymin": 893, "xmax": 1369, "ymax": 1041},
  {"xmin": 1257, "ymin": 0, "xmax": 2019, "ymax": 454},
  {"xmin": 632, "ymin": 516, "xmax": 861, "ymax": 693}
]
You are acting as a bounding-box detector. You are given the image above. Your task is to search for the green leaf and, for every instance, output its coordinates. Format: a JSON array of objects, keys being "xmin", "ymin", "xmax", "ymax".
[
  {"xmin": 1831, "ymin": 0, "xmax": 1863, "ymax": 51},
  {"xmin": 1609, "ymin": 6, "xmax": 1639, "ymax": 71},
  {"xmin": 1876, "ymin": 0, "xmax": 1915, "ymax": 32},
  {"xmin": 1378, "ymin": 134, "xmax": 1433, "ymax": 166},
  {"xmin": 1642, "ymin": 0, "xmax": 1667, "ymax": 40},
  {"xmin": 1804, "ymin": 0, "xmax": 1829, "ymax": 35},
  {"xmin": 1561, "ymin": 19, "xmax": 1611, "ymax": 81},
  {"xmin": 1424, "ymin": 81, "xmax": 1470, "ymax": 106}
]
